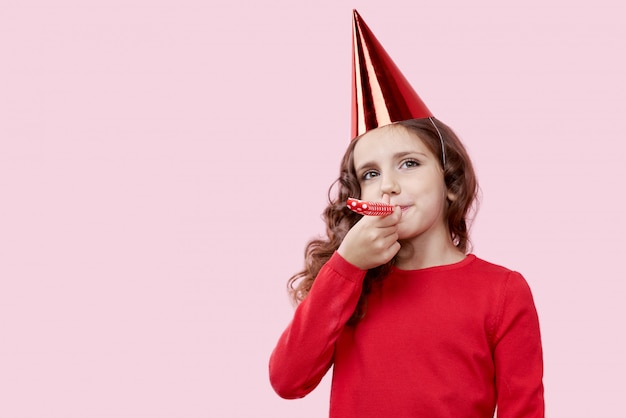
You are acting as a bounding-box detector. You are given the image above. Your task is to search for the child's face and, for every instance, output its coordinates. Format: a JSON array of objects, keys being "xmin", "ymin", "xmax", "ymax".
[{"xmin": 353, "ymin": 124, "xmax": 452, "ymax": 243}]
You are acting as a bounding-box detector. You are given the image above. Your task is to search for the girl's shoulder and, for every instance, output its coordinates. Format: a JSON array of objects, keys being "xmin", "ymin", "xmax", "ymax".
[
  {"xmin": 466, "ymin": 256, "xmax": 532, "ymax": 296},
  {"xmin": 468, "ymin": 255, "xmax": 516, "ymax": 275}
]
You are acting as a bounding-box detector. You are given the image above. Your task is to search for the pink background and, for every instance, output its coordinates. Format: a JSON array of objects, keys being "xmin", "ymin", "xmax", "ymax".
[{"xmin": 1, "ymin": 0, "xmax": 624, "ymax": 416}]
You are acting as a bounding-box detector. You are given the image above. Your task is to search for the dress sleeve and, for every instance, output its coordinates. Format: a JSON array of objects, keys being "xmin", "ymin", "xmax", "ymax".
[
  {"xmin": 269, "ymin": 252, "xmax": 367, "ymax": 399},
  {"xmin": 493, "ymin": 271, "xmax": 545, "ymax": 417}
]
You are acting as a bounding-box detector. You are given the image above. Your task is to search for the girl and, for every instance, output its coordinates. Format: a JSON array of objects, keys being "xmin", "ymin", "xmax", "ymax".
[{"xmin": 269, "ymin": 10, "xmax": 544, "ymax": 418}]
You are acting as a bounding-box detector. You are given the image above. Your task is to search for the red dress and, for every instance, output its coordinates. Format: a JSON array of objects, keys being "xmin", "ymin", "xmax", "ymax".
[{"xmin": 270, "ymin": 252, "xmax": 544, "ymax": 417}]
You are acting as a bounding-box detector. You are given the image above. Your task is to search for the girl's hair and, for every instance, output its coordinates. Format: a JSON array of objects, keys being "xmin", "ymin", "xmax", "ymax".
[{"xmin": 287, "ymin": 118, "xmax": 479, "ymax": 323}]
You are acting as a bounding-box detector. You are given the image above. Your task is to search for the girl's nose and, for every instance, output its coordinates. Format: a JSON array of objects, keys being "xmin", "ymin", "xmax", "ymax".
[{"xmin": 380, "ymin": 174, "xmax": 400, "ymax": 196}]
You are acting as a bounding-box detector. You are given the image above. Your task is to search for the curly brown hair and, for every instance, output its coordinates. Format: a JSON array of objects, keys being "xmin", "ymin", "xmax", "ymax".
[{"xmin": 287, "ymin": 118, "xmax": 479, "ymax": 323}]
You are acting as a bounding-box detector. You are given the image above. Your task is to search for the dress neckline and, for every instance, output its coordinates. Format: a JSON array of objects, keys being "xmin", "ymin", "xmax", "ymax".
[{"xmin": 391, "ymin": 254, "xmax": 477, "ymax": 276}]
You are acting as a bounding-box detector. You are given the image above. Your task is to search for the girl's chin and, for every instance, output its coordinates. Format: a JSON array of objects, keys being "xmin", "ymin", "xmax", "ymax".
[{"xmin": 397, "ymin": 229, "xmax": 420, "ymax": 241}]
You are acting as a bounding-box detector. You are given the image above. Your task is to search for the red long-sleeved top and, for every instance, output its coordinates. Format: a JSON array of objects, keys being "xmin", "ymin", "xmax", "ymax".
[{"xmin": 269, "ymin": 252, "xmax": 544, "ymax": 417}]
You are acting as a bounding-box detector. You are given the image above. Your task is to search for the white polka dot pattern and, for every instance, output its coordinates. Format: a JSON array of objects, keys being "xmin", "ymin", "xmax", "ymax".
[{"xmin": 346, "ymin": 198, "xmax": 394, "ymax": 216}]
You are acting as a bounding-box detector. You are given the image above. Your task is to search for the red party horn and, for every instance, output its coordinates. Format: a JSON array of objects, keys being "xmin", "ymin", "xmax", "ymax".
[{"xmin": 346, "ymin": 198, "xmax": 394, "ymax": 216}]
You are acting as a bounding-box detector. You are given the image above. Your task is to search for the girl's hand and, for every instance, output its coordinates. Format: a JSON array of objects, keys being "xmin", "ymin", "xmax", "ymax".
[{"xmin": 337, "ymin": 205, "xmax": 401, "ymax": 270}]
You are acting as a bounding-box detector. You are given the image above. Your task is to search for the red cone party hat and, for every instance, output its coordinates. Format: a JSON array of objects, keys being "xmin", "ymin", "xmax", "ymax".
[{"xmin": 351, "ymin": 10, "xmax": 433, "ymax": 139}]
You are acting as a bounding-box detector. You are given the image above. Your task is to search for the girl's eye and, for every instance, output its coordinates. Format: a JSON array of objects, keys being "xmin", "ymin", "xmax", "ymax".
[
  {"xmin": 401, "ymin": 159, "xmax": 420, "ymax": 168},
  {"xmin": 362, "ymin": 170, "xmax": 379, "ymax": 180}
]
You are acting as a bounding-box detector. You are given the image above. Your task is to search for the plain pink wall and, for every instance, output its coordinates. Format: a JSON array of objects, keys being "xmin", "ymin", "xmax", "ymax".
[{"xmin": 1, "ymin": 0, "xmax": 624, "ymax": 416}]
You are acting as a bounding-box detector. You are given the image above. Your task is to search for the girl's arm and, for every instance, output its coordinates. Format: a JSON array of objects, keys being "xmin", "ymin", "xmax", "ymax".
[
  {"xmin": 269, "ymin": 252, "xmax": 367, "ymax": 399},
  {"xmin": 493, "ymin": 272, "xmax": 545, "ymax": 417}
]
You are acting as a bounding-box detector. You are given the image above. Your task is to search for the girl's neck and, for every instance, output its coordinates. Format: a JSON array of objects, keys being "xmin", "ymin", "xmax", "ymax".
[{"xmin": 395, "ymin": 234, "xmax": 465, "ymax": 271}]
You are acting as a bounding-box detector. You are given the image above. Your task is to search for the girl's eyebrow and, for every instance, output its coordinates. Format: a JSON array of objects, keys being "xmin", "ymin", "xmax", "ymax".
[
  {"xmin": 394, "ymin": 151, "xmax": 428, "ymax": 159},
  {"xmin": 355, "ymin": 151, "xmax": 428, "ymax": 173},
  {"xmin": 355, "ymin": 161, "xmax": 376, "ymax": 174}
]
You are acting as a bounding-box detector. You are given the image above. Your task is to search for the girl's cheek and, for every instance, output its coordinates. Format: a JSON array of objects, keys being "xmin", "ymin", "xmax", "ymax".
[{"xmin": 359, "ymin": 186, "xmax": 375, "ymax": 200}]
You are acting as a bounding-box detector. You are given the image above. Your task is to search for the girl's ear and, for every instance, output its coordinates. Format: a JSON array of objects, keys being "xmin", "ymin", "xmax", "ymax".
[{"xmin": 447, "ymin": 190, "xmax": 457, "ymax": 202}]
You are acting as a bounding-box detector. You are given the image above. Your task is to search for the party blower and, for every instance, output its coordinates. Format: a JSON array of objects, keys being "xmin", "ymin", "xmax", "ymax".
[{"xmin": 346, "ymin": 198, "xmax": 394, "ymax": 216}]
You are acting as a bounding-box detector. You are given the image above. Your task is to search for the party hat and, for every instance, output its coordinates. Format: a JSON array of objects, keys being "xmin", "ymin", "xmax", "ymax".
[{"xmin": 351, "ymin": 9, "xmax": 433, "ymax": 139}]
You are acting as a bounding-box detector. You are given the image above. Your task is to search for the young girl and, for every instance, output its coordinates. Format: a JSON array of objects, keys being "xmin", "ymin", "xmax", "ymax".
[{"xmin": 270, "ymin": 10, "xmax": 544, "ymax": 417}]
